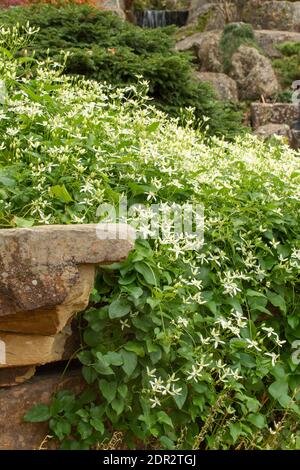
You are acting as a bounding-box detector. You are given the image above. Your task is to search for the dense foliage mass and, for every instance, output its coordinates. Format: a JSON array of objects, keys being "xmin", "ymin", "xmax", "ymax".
[
  {"xmin": 219, "ymin": 22, "xmax": 258, "ymax": 73},
  {"xmin": 272, "ymin": 41, "xmax": 300, "ymax": 89},
  {"xmin": 0, "ymin": 4, "xmax": 244, "ymax": 138},
  {"xmin": 1, "ymin": 26, "xmax": 300, "ymax": 450}
]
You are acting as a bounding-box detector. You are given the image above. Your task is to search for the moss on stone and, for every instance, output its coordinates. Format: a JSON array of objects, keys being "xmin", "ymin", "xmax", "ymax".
[{"xmin": 175, "ymin": 10, "xmax": 212, "ymax": 41}]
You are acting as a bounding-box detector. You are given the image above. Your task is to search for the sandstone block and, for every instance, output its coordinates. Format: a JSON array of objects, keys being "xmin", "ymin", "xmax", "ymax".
[
  {"xmin": 0, "ymin": 224, "xmax": 134, "ymax": 375},
  {"xmin": 0, "ymin": 370, "xmax": 84, "ymax": 450},
  {"xmin": 251, "ymin": 103, "xmax": 299, "ymax": 129},
  {"xmin": 0, "ymin": 224, "xmax": 134, "ymax": 314}
]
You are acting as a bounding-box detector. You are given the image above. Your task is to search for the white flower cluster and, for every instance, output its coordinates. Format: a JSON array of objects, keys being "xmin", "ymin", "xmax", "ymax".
[{"xmin": 146, "ymin": 368, "xmax": 182, "ymax": 408}]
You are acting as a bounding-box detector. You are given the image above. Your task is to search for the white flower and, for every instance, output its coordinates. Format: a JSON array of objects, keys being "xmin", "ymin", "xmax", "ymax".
[
  {"xmin": 177, "ymin": 316, "xmax": 188, "ymax": 328},
  {"xmin": 245, "ymin": 338, "xmax": 262, "ymax": 352},
  {"xmin": 265, "ymin": 352, "xmax": 278, "ymax": 367},
  {"xmin": 270, "ymin": 238, "xmax": 280, "ymax": 249},
  {"xmin": 6, "ymin": 127, "xmax": 19, "ymax": 136},
  {"xmin": 146, "ymin": 367, "xmax": 156, "ymax": 378},
  {"xmin": 120, "ymin": 319, "xmax": 130, "ymax": 330},
  {"xmin": 149, "ymin": 397, "xmax": 161, "ymax": 408},
  {"xmin": 262, "ymin": 326, "xmax": 276, "ymax": 338},
  {"xmin": 167, "ymin": 373, "xmax": 180, "ymax": 383}
]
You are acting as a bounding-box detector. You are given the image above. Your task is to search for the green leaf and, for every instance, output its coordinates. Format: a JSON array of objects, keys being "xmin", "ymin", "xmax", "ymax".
[
  {"xmin": 108, "ymin": 298, "xmax": 131, "ymax": 319},
  {"xmin": 77, "ymin": 388, "xmax": 97, "ymax": 406},
  {"xmin": 90, "ymin": 418, "xmax": 105, "ymax": 434},
  {"xmin": 121, "ymin": 349, "xmax": 137, "ymax": 376},
  {"xmin": 82, "ymin": 365, "xmax": 97, "ymax": 384},
  {"xmin": 118, "ymin": 384, "xmax": 128, "ymax": 399},
  {"xmin": 247, "ymin": 413, "xmax": 266, "ymax": 429},
  {"xmin": 134, "ymin": 261, "xmax": 158, "ymax": 286},
  {"xmin": 111, "ymin": 397, "xmax": 124, "ymax": 415},
  {"xmin": 124, "ymin": 341, "xmax": 145, "ymax": 357},
  {"xmin": 83, "ymin": 329, "xmax": 101, "ymax": 347},
  {"xmin": 50, "ymin": 419, "xmax": 71, "ymax": 440},
  {"xmin": 99, "ymin": 379, "xmax": 117, "ymax": 403},
  {"xmin": 94, "ymin": 352, "xmax": 114, "ymax": 375},
  {"xmin": 123, "ymin": 285, "xmax": 144, "ymax": 299},
  {"xmin": 246, "ymin": 289, "xmax": 266, "ymax": 298},
  {"xmin": 118, "ymin": 273, "xmax": 136, "ymax": 285},
  {"xmin": 157, "ymin": 411, "xmax": 173, "ymax": 428},
  {"xmin": 229, "ymin": 423, "xmax": 242, "ymax": 443},
  {"xmin": 147, "ymin": 121, "xmax": 160, "ymax": 133},
  {"xmin": 50, "ymin": 184, "xmax": 73, "ymax": 203},
  {"xmin": 13, "ymin": 216, "xmax": 34, "ymax": 228},
  {"xmin": 173, "ymin": 383, "xmax": 188, "ymax": 410},
  {"xmin": 77, "ymin": 421, "xmax": 93, "ymax": 440},
  {"xmin": 269, "ymin": 379, "xmax": 289, "ymax": 402},
  {"xmin": 104, "ymin": 351, "xmax": 123, "ymax": 366},
  {"xmin": 160, "ymin": 436, "xmax": 175, "ymax": 449},
  {"xmin": 24, "ymin": 404, "xmax": 51, "ymax": 423},
  {"xmin": 90, "ymin": 405, "xmax": 105, "ymax": 420},
  {"xmin": 77, "ymin": 350, "xmax": 93, "ymax": 366},
  {"xmin": 0, "ymin": 174, "xmax": 15, "ymax": 187},
  {"xmin": 267, "ymin": 291, "xmax": 286, "ymax": 314},
  {"xmin": 245, "ymin": 397, "xmax": 260, "ymax": 413}
]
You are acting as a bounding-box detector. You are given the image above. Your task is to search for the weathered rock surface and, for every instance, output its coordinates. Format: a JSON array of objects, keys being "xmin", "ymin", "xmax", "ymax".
[
  {"xmin": 176, "ymin": 29, "xmax": 300, "ymax": 61},
  {"xmin": 96, "ymin": 0, "xmax": 126, "ymax": 19},
  {"xmin": 0, "ymin": 321, "xmax": 79, "ymax": 368},
  {"xmin": 177, "ymin": 31, "xmax": 223, "ymax": 72},
  {"xmin": 241, "ymin": 1, "xmax": 300, "ymax": 32},
  {"xmin": 176, "ymin": 31, "xmax": 206, "ymax": 53},
  {"xmin": 253, "ymin": 123, "xmax": 292, "ymax": 143},
  {"xmin": 188, "ymin": 0, "xmax": 238, "ymax": 29},
  {"xmin": 0, "ymin": 370, "xmax": 84, "ymax": 450},
  {"xmin": 0, "ymin": 366, "xmax": 36, "ymax": 387},
  {"xmin": 0, "ymin": 224, "xmax": 133, "ymax": 314},
  {"xmin": 291, "ymin": 129, "xmax": 300, "ymax": 150},
  {"xmin": 255, "ymin": 30, "xmax": 300, "ymax": 58},
  {"xmin": 230, "ymin": 45, "xmax": 280, "ymax": 100},
  {"xmin": 0, "ymin": 224, "xmax": 134, "ymax": 375},
  {"xmin": 195, "ymin": 31, "xmax": 223, "ymax": 72},
  {"xmin": 0, "ymin": 265, "xmax": 94, "ymax": 335},
  {"xmin": 251, "ymin": 103, "xmax": 299, "ymax": 129},
  {"xmin": 193, "ymin": 71, "xmax": 238, "ymax": 100}
]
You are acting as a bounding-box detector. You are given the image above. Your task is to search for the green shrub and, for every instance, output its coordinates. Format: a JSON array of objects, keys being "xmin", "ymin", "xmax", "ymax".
[
  {"xmin": 1, "ymin": 27, "xmax": 300, "ymax": 450},
  {"xmin": 273, "ymin": 41, "xmax": 300, "ymax": 89},
  {"xmin": 219, "ymin": 22, "xmax": 258, "ymax": 73},
  {"xmin": 0, "ymin": 4, "xmax": 245, "ymax": 139}
]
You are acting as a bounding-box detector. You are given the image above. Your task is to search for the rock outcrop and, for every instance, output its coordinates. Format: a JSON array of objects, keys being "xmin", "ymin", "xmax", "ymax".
[
  {"xmin": 254, "ymin": 30, "xmax": 300, "ymax": 58},
  {"xmin": 188, "ymin": 1, "xmax": 238, "ymax": 29},
  {"xmin": 176, "ymin": 31, "xmax": 223, "ymax": 72},
  {"xmin": 0, "ymin": 224, "xmax": 134, "ymax": 382},
  {"xmin": 253, "ymin": 123, "xmax": 292, "ymax": 143},
  {"xmin": 186, "ymin": 1, "xmax": 300, "ymax": 33},
  {"xmin": 0, "ymin": 369, "xmax": 84, "ymax": 450},
  {"xmin": 193, "ymin": 71, "xmax": 238, "ymax": 100},
  {"xmin": 176, "ymin": 1, "xmax": 300, "ymax": 147},
  {"xmin": 241, "ymin": 1, "xmax": 300, "ymax": 32},
  {"xmin": 176, "ymin": 29, "xmax": 300, "ymax": 59},
  {"xmin": 229, "ymin": 45, "xmax": 280, "ymax": 100},
  {"xmin": 251, "ymin": 103, "xmax": 299, "ymax": 129}
]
